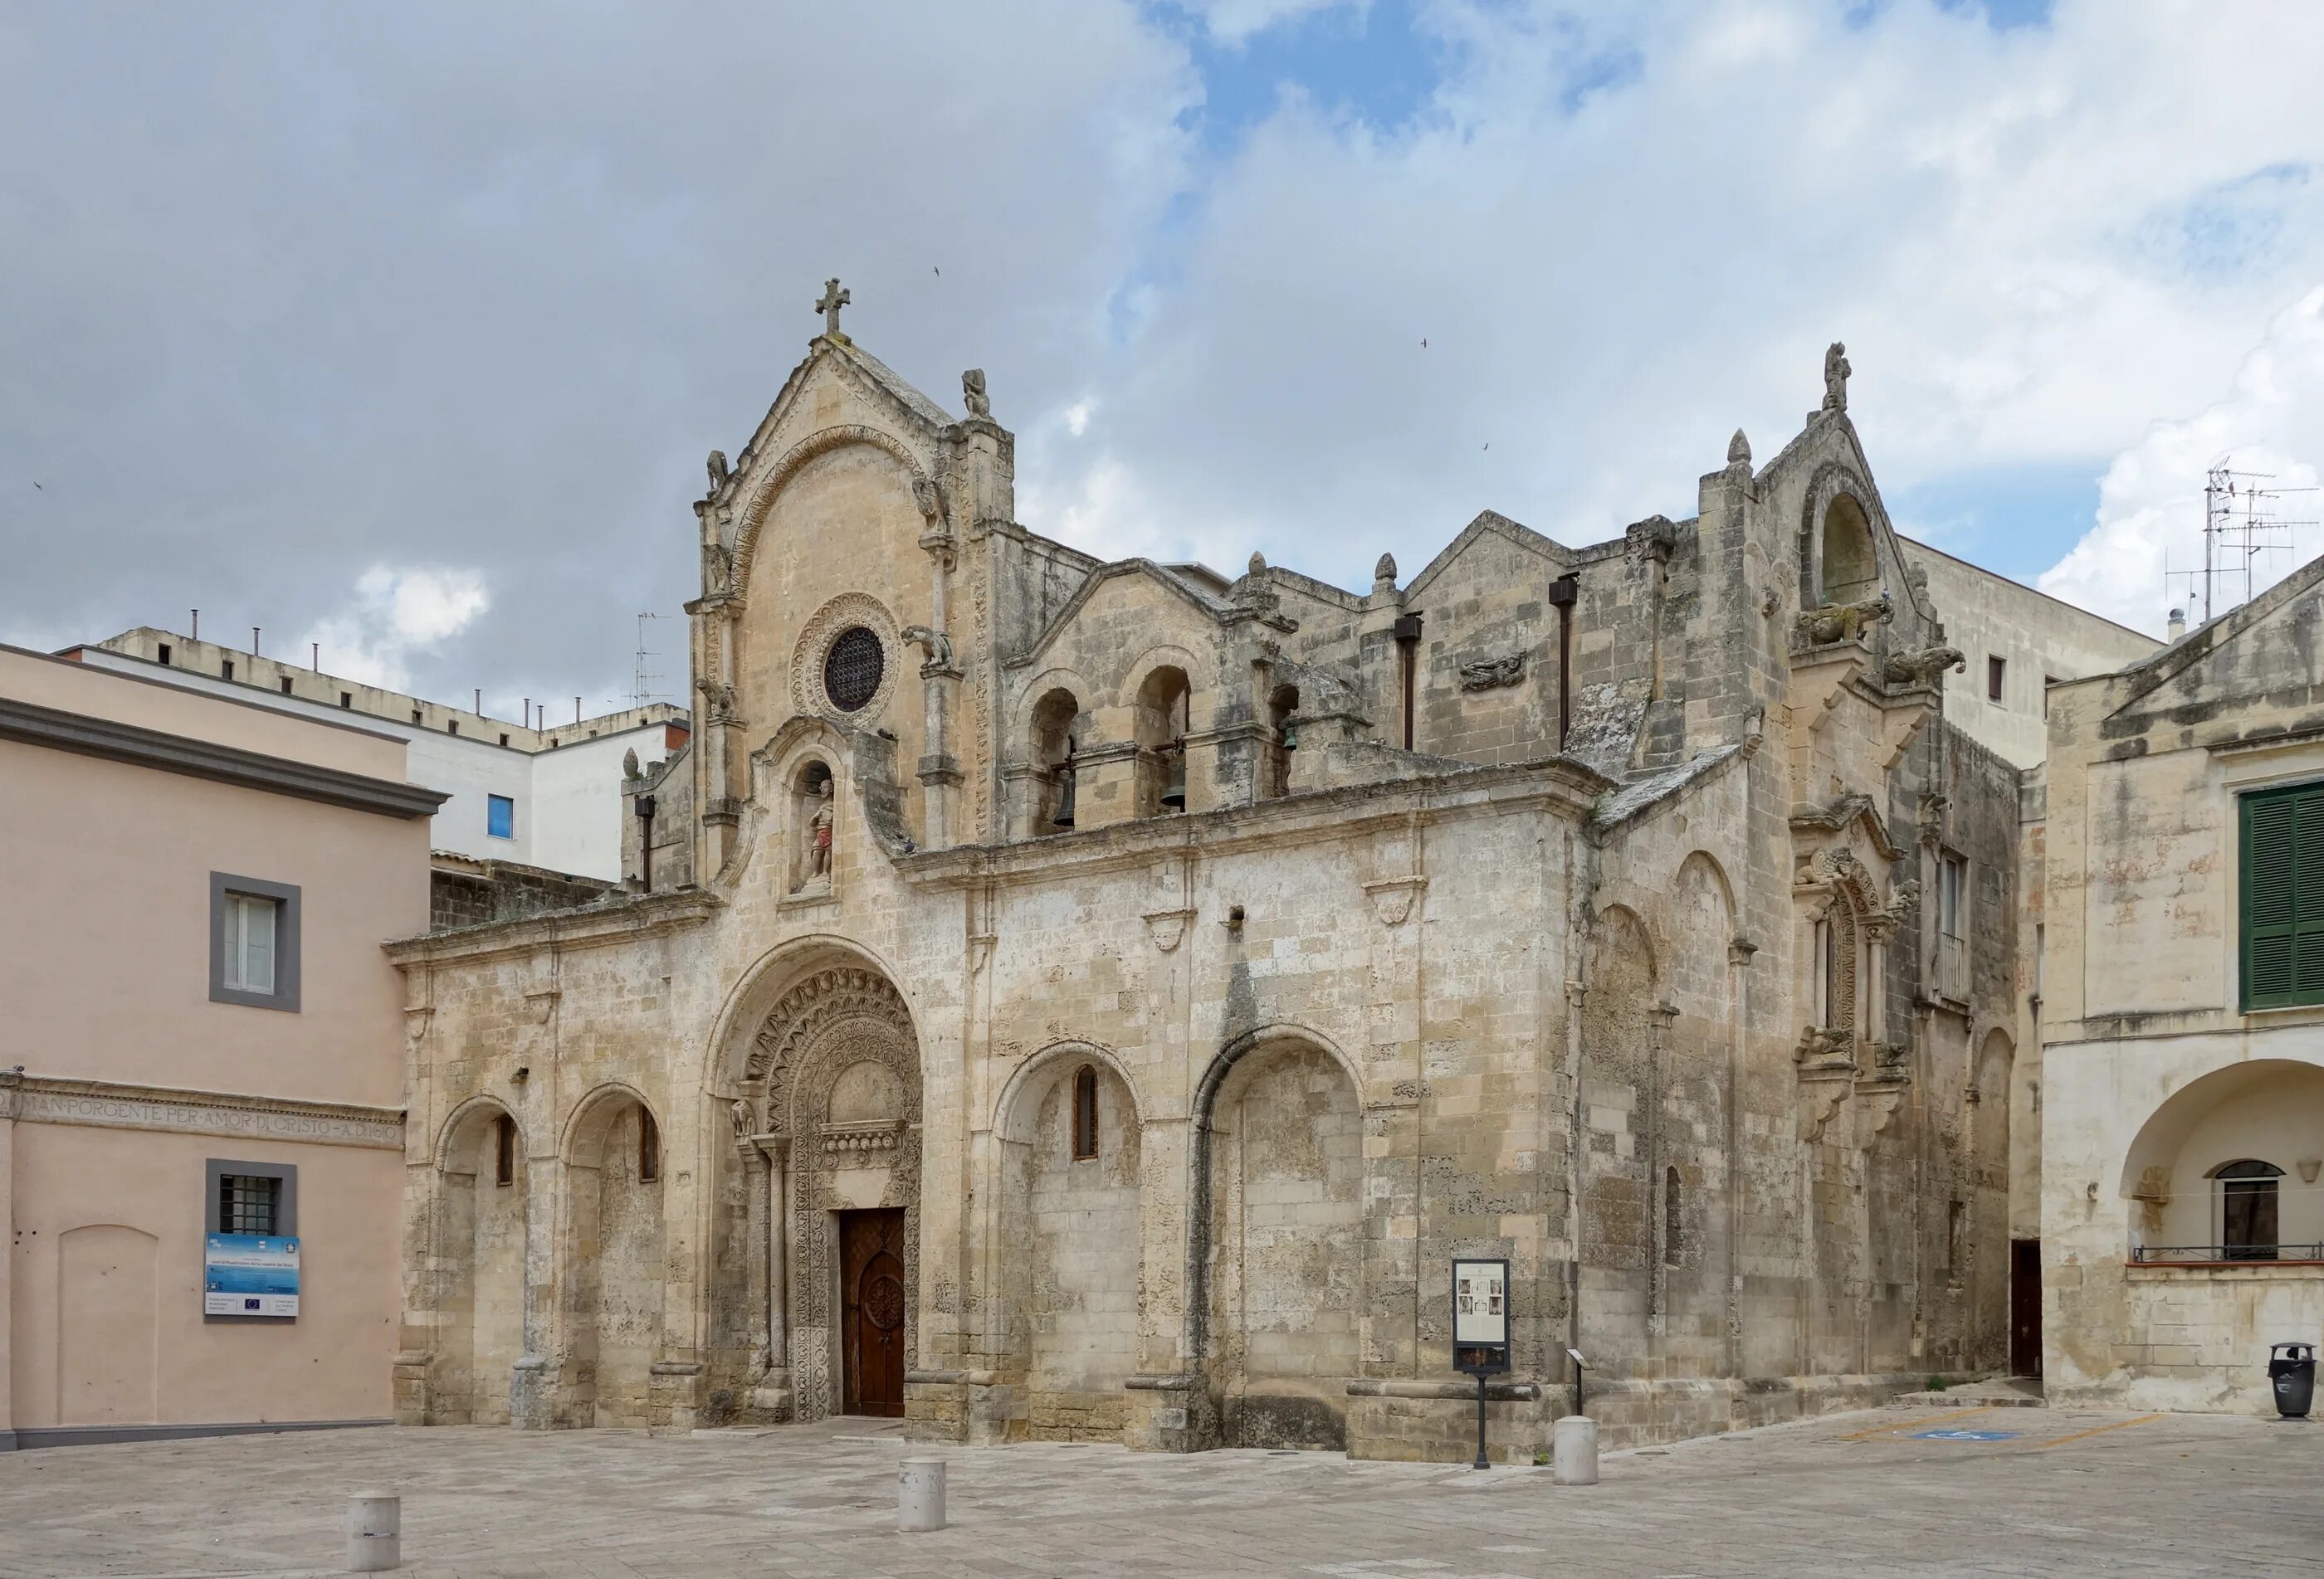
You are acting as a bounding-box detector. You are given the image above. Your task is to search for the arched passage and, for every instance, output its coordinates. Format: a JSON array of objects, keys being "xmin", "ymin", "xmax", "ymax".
[
  {"xmin": 432, "ymin": 1099, "xmax": 528, "ymax": 1425},
  {"xmin": 562, "ymin": 1085, "xmax": 664, "ymax": 1428},
  {"xmin": 995, "ymin": 1045, "xmax": 1144, "ymax": 1440},
  {"xmin": 1194, "ymin": 1030, "xmax": 1364, "ymax": 1450},
  {"xmin": 1820, "ymin": 494, "xmax": 1880, "ymax": 605},
  {"xmin": 2119, "ymin": 1060, "xmax": 2324, "ymax": 1260},
  {"xmin": 1578, "ymin": 904, "xmax": 1658, "ymax": 1372}
]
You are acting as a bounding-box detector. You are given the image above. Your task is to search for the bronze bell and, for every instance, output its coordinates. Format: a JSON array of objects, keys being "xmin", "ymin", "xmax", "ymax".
[
  {"xmin": 1050, "ymin": 747, "xmax": 1077, "ymax": 828},
  {"xmin": 1160, "ymin": 741, "xmax": 1187, "ymax": 811}
]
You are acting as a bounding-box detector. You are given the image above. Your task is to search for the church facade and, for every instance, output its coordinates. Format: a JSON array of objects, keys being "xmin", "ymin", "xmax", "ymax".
[{"xmin": 387, "ymin": 305, "xmax": 2029, "ymax": 1458}]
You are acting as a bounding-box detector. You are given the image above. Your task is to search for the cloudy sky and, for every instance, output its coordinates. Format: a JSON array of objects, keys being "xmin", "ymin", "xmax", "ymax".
[{"xmin": 6, "ymin": 0, "xmax": 2323, "ymax": 718}]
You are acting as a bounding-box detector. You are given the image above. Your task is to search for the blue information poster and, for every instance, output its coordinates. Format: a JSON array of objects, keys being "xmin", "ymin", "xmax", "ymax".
[{"xmin": 203, "ymin": 1234, "xmax": 300, "ymax": 1317}]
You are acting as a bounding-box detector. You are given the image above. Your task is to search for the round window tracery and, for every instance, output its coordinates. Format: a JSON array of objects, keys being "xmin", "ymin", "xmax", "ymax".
[{"xmin": 823, "ymin": 626, "xmax": 885, "ymax": 713}]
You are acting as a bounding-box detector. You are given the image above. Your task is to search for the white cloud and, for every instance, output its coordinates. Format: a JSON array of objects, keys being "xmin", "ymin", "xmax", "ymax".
[
  {"xmin": 298, "ymin": 566, "xmax": 491, "ymax": 694},
  {"xmin": 1181, "ymin": 0, "xmax": 1364, "ymax": 47},
  {"xmin": 2040, "ymin": 286, "xmax": 2324, "ymax": 635}
]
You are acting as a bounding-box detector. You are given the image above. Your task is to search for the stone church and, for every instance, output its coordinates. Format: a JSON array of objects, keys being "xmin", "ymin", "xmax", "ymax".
[{"xmin": 388, "ymin": 297, "xmax": 2029, "ymax": 1458}]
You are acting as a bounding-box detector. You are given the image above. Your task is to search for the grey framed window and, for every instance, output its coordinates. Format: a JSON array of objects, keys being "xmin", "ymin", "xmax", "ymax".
[
  {"xmin": 205, "ymin": 1159, "xmax": 298, "ymax": 1235},
  {"xmin": 209, "ymin": 872, "xmax": 301, "ymax": 1011}
]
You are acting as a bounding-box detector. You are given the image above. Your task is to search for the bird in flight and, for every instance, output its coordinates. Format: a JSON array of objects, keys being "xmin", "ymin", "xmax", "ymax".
[
  {"xmin": 32, "ymin": 481, "xmax": 41, "ymax": 490},
  {"xmin": 1420, "ymin": 339, "xmax": 1428, "ymax": 348}
]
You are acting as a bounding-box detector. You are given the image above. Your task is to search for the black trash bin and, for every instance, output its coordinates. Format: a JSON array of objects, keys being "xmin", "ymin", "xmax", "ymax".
[{"xmin": 2269, "ymin": 1343, "xmax": 2316, "ymax": 1419}]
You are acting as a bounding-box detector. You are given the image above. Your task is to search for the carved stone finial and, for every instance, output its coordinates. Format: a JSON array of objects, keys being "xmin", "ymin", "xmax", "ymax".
[
  {"xmin": 1727, "ymin": 428, "xmax": 1751, "ymax": 467},
  {"xmin": 815, "ymin": 277, "xmax": 851, "ymax": 339},
  {"xmin": 1374, "ymin": 552, "xmax": 1397, "ymax": 587},
  {"xmin": 706, "ymin": 449, "xmax": 730, "ymax": 492},
  {"xmin": 962, "ymin": 368, "xmax": 990, "ymax": 419},
  {"xmin": 1822, "ymin": 340, "xmax": 1851, "ymax": 413},
  {"xmin": 622, "ymin": 748, "xmax": 641, "ymax": 780},
  {"xmin": 1248, "ymin": 551, "xmax": 1267, "ymax": 577}
]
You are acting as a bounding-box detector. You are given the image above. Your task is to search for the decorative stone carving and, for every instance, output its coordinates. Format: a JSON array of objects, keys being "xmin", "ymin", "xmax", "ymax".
[
  {"xmin": 791, "ymin": 592, "xmax": 901, "ymax": 724},
  {"xmin": 815, "ymin": 276, "xmax": 851, "ymax": 338},
  {"xmin": 1727, "ymin": 428, "xmax": 1752, "ymax": 468},
  {"xmin": 901, "ymin": 623, "xmax": 955, "ymax": 674},
  {"xmin": 10, "ymin": 1073, "xmax": 403, "ymax": 1150},
  {"xmin": 622, "ymin": 748, "xmax": 642, "ymax": 780},
  {"xmin": 1796, "ymin": 1025, "xmax": 1853, "ymax": 1065},
  {"xmin": 1882, "ymin": 645, "xmax": 1965, "ymax": 689},
  {"xmin": 696, "ymin": 677, "xmax": 739, "ymax": 725},
  {"xmin": 1822, "ymin": 340, "xmax": 1850, "ymax": 413},
  {"xmin": 962, "ymin": 368, "xmax": 989, "ymax": 418},
  {"xmin": 1373, "ymin": 553, "xmax": 1398, "ymax": 592},
  {"xmin": 701, "ymin": 539, "xmax": 734, "ymax": 598},
  {"xmin": 1457, "ymin": 653, "xmax": 1526, "ymax": 691},
  {"xmin": 1794, "ymin": 592, "xmax": 1893, "ymax": 646},
  {"xmin": 1364, "ymin": 875, "xmax": 1428, "ymax": 927},
  {"xmin": 706, "ymin": 449, "xmax": 730, "ymax": 493},
  {"xmin": 1142, "ymin": 909, "xmax": 1194, "ymax": 953}
]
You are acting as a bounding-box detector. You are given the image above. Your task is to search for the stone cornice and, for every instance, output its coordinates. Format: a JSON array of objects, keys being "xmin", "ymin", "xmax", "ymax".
[
  {"xmin": 384, "ymin": 889, "xmax": 723, "ymax": 967},
  {"xmin": 0, "ymin": 1071, "xmax": 403, "ymax": 1150},
  {"xmin": 0, "ymin": 696, "xmax": 449, "ymax": 821}
]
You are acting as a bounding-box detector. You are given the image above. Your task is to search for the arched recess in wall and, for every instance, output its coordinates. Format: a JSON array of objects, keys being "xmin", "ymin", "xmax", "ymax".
[
  {"xmin": 561, "ymin": 1084, "xmax": 665, "ymax": 1429},
  {"xmin": 993, "ymin": 1042, "xmax": 1145, "ymax": 1440},
  {"xmin": 1819, "ymin": 494, "xmax": 1880, "ymax": 606},
  {"xmin": 56, "ymin": 1224, "xmax": 158, "ymax": 1427},
  {"xmin": 1028, "ymin": 685, "xmax": 1085, "ymax": 833},
  {"xmin": 430, "ymin": 1097, "xmax": 529, "ymax": 1425},
  {"xmin": 1579, "ymin": 904, "xmax": 1659, "ymax": 1367},
  {"xmin": 2116, "ymin": 1058, "xmax": 2324, "ymax": 1259},
  {"xmin": 728, "ymin": 426, "xmax": 934, "ymax": 597},
  {"xmin": 1664, "ymin": 855, "xmax": 1737, "ymax": 1287},
  {"xmin": 1132, "ymin": 664, "xmax": 1193, "ymax": 817},
  {"xmin": 1189, "ymin": 1026, "xmax": 1365, "ymax": 1450},
  {"xmin": 1263, "ymin": 682, "xmax": 1300, "ymax": 798}
]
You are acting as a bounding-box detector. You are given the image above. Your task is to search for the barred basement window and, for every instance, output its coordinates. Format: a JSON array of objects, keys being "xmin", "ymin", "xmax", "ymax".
[
  {"xmin": 639, "ymin": 1109, "xmax": 661, "ymax": 1182},
  {"xmin": 495, "ymin": 1114, "xmax": 516, "ymax": 1187},
  {"xmin": 2241, "ymin": 782, "xmax": 2324, "ymax": 1010},
  {"xmin": 218, "ymin": 1172, "xmax": 281, "ymax": 1236},
  {"xmin": 1072, "ymin": 1066, "xmax": 1100, "ymax": 1161}
]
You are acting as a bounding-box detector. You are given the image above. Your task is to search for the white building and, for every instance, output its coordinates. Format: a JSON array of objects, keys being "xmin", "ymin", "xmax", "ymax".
[{"xmin": 62, "ymin": 629, "xmax": 686, "ymax": 881}]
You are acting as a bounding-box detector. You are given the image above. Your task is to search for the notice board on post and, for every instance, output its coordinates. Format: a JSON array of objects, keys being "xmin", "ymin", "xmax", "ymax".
[{"xmin": 1452, "ymin": 1255, "xmax": 1510, "ymax": 1376}]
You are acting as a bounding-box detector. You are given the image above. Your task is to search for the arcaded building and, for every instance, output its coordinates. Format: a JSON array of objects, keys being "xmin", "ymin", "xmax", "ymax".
[{"xmin": 388, "ymin": 308, "xmax": 2043, "ymax": 1458}]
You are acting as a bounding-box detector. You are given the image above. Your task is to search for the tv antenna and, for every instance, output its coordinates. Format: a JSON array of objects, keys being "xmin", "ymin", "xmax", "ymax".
[
  {"xmin": 632, "ymin": 612, "xmax": 675, "ymax": 708},
  {"xmin": 2164, "ymin": 461, "xmax": 2318, "ymax": 626}
]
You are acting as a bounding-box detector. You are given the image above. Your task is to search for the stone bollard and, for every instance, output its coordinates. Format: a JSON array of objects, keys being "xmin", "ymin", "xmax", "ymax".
[
  {"xmin": 346, "ymin": 1492, "xmax": 401, "ymax": 1572},
  {"xmin": 898, "ymin": 1457, "xmax": 946, "ymax": 1533},
  {"xmin": 1551, "ymin": 1416, "xmax": 1599, "ymax": 1486}
]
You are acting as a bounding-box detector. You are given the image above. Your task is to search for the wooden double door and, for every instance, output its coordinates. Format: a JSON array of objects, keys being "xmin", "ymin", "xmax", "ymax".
[{"xmin": 840, "ymin": 1209, "xmax": 908, "ymax": 1417}]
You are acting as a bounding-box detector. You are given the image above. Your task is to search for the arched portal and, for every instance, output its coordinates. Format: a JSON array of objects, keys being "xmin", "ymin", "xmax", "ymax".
[
  {"xmin": 995, "ymin": 1048, "xmax": 1144, "ymax": 1440},
  {"xmin": 1194, "ymin": 1031, "xmax": 1363, "ymax": 1450},
  {"xmin": 431, "ymin": 1099, "xmax": 528, "ymax": 1425},
  {"xmin": 739, "ymin": 962, "xmax": 922, "ymax": 1421},
  {"xmin": 562, "ymin": 1086, "xmax": 664, "ymax": 1428}
]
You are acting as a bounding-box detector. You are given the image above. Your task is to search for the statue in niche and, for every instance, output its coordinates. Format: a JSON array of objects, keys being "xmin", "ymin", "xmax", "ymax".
[
  {"xmin": 807, "ymin": 778, "xmax": 835, "ymax": 882},
  {"xmin": 1822, "ymin": 341, "xmax": 1851, "ymax": 413},
  {"xmin": 701, "ymin": 539, "xmax": 734, "ymax": 597}
]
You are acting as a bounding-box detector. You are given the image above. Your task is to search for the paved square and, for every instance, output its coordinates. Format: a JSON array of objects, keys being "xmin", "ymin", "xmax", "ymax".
[{"xmin": 4, "ymin": 1407, "xmax": 2322, "ymax": 1577}]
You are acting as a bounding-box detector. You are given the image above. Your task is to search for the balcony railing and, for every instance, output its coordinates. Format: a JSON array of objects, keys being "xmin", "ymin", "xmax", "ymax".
[{"xmin": 2131, "ymin": 1244, "xmax": 2324, "ymax": 1265}]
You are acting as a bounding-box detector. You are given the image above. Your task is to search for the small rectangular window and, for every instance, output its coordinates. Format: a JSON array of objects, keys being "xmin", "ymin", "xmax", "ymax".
[
  {"xmin": 157, "ymin": 643, "xmax": 172, "ymax": 665},
  {"xmin": 412, "ymin": 708, "xmax": 422, "ymax": 724},
  {"xmin": 488, "ymin": 794, "xmax": 515, "ymax": 839},
  {"xmin": 210, "ymin": 873, "xmax": 300, "ymax": 1011},
  {"xmin": 279, "ymin": 676, "xmax": 293, "ymax": 694},
  {"xmin": 638, "ymin": 1110, "xmax": 660, "ymax": 1183},
  {"xmin": 222, "ymin": 659, "xmax": 235, "ymax": 680},
  {"xmin": 1072, "ymin": 1066, "xmax": 1100, "ymax": 1160},
  {"xmin": 222, "ymin": 892, "xmax": 278, "ymax": 993},
  {"xmin": 218, "ymin": 1172, "xmax": 281, "ymax": 1235},
  {"xmin": 447, "ymin": 720, "xmax": 458, "ymax": 735},
  {"xmin": 340, "ymin": 692, "xmax": 353, "ymax": 708},
  {"xmin": 1986, "ymin": 655, "xmax": 2005, "ymax": 702},
  {"xmin": 1940, "ymin": 853, "xmax": 1967, "ymax": 940},
  {"xmin": 2043, "ymin": 675, "xmax": 2059, "ymax": 719},
  {"xmin": 496, "ymin": 1114, "xmax": 517, "ymax": 1187},
  {"xmin": 498, "ymin": 733, "xmax": 509, "ymax": 748}
]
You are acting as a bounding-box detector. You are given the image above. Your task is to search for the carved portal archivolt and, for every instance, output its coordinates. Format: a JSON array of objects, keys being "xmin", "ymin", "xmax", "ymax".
[{"xmin": 742, "ymin": 966, "xmax": 921, "ymax": 1422}]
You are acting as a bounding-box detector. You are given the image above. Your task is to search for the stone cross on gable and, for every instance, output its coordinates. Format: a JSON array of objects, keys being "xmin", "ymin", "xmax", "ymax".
[{"xmin": 815, "ymin": 277, "xmax": 851, "ymax": 339}]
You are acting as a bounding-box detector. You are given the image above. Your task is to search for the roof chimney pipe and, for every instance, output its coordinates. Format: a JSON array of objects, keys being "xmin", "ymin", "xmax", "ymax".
[{"xmin": 2167, "ymin": 607, "xmax": 2187, "ymax": 643}]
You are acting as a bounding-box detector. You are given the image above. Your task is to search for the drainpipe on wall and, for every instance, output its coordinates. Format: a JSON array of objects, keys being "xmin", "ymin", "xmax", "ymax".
[{"xmin": 1549, "ymin": 574, "xmax": 1578, "ymax": 750}]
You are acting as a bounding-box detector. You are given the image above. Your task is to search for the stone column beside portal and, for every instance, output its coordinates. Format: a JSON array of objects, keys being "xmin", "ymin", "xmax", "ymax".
[
  {"xmin": 1122, "ymin": 1117, "xmax": 1215, "ymax": 1452},
  {"xmin": 749, "ymin": 1134, "xmax": 793, "ymax": 1420}
]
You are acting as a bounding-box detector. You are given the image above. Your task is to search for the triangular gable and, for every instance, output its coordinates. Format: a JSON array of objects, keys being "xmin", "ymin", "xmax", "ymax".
[
  {"xmin": 1406, "ymin": 510, "xmax": 1577, "ymax": 602},
  {"xmin": 709, "ymin": 336, "xmax": 957, "ymax": 515},
  {"xmin": 1007, "ymin": 558, "xmax": 1238, "ymax": 669},
  {"xmin": 1758, "ymin": 412, "xmax": 1936, "ymax": 630}
]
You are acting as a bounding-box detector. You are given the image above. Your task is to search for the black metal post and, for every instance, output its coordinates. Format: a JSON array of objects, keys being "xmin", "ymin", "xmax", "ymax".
[
  {"xmin": 1473, "ymin": 1371, "xmax": 1489, "ymax": 1469},
  {"xmin": 1572, "ymin": 1352, "xmax": 1585, "ymax": 1418}
]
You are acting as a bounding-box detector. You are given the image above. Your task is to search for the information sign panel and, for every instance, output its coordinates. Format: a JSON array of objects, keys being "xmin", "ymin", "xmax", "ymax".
[
  {"xmin": 1452, "ymin": 1255, "xmax": 1510, "ymax": 1376},
  {"xmin": 204, "ymin": 1233, "xmax": 300, "ymax": 1317}
]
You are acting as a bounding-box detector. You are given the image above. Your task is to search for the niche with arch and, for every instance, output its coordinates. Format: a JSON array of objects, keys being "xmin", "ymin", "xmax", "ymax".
[
  {"xmin": 2120, "ymin": 1060, "xmax": 2324, "ymax": 1260},
  {"xmin": 1029, "ymin": 688, "xmax": 1082, "ymax": 834},
  {"xmin": 1262, "ymin": 682, "xmax": 1300, "ymax": 799},
  {"xmin": 1133, "ymin": 665, "xmax": 1191, "ymax": 817},
  {"xmin": 788, "ymin": 758, "xmax": 837, "ymax": 894},
  {"xmin": 434, "ymin": 1103, "xmax": 529, "ymax": 1425},
  {"xmin": 1819, "ymin": 494, "xmax": 1881, "ymax": 607},
  {"xmin": 997, "ymin": 1055, "xmax": 1143, "ymax": 1437},
  {"xmin": 564, "ymin": 1092, "xmax": 665, "ymax": 1427},
  {"xmin": 1204, "ymin": 1040, "xmax": 1362, "ymax": 1450}
]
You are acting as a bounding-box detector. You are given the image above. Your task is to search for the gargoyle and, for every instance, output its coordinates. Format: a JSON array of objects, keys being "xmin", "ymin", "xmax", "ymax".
[
  {"xmin": 1882, "ymin": 645, "xmax": 1965, "ymax": 689},
  {"xmin": 1795, "ymin": 1025, "xmax": 1853, "ymax": 1064},
  {"xmin": 901, "ymin": 624, "xmax": 954, "ymax": 670},
  {"xmin": 1794, "ymin": 592, "xmax": 1893, "ymax": 646}
]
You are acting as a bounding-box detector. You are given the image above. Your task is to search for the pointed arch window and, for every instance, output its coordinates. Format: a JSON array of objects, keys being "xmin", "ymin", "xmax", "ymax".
[
  {"xmin": 638, "ymin": 1109, "xmax": 661, "ymax": 1183},
  {"xmin": 495, "ymin": 1114, "xmax": 516, "ymax": 1187},
  {"xmin": 1071, "ymin": 1066, "xmax": 1100, "ymax": 1161}
]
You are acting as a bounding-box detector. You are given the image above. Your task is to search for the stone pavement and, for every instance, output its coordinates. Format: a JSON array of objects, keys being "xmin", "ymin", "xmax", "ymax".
[{"xmin": 3, "ymin": 1406, "xmax": 2322, "ymax": 1578}]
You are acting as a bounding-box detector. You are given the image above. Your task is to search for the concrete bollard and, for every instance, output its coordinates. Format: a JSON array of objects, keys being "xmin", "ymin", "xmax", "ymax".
[
  {"xmin": 1551, "ymin": 1416, "xmax": 1599, "ymax": 1486},
  {"xmin": 346, "ymin": 1492, "xmax": 402, "ymax": 1572},
  {"xmin": 898, "ymin": 1457, "xmax": 946, "ymax": 1533}
]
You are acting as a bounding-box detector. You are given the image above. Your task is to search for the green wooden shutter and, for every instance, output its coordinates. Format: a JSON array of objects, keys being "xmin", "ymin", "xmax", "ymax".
[{"xmin": 2243, "ymin": 784, "xmax": 2324, "ymax": 1009}]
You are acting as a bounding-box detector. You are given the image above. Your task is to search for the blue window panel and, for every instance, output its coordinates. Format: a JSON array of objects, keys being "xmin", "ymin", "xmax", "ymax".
[{"xmin": 487, "ymin": 794, "xmax": 515, "ymax": 839}]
